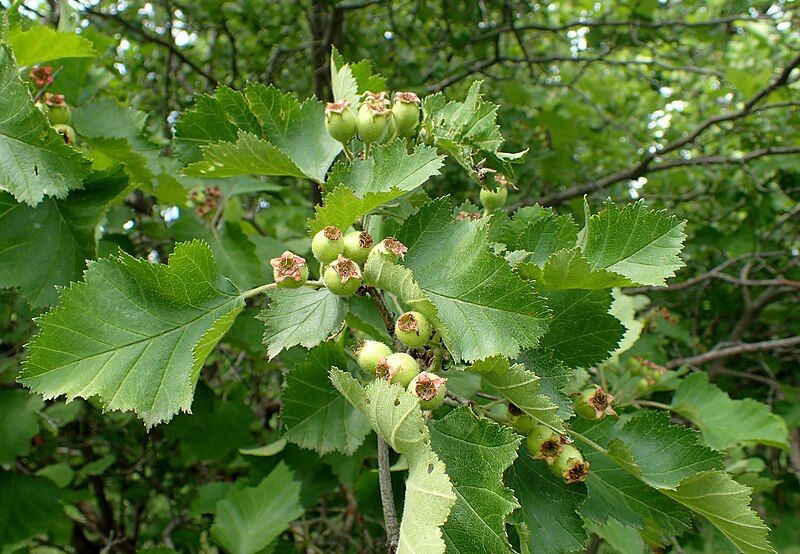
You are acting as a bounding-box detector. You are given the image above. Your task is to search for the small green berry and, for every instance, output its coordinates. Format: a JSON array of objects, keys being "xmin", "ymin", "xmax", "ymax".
[
  {"xmin": 312, "ymin": 226, "xmax": 345, "ymax": 264},
  {"xmin": 375, "ymin": 352, "xmax": 419, "ymax": 387},
  {"xmin": 549, "ymin": 444, "xmax": 589, "ymax": 483},
  {"xmin": 507, "ymin": 402, "xmax": 534, "ymax": 434},
  {"xmin": 371, "ymin": 237, "xmax": 407, "ymax": 262},
  {"xmin": 342, "ymin": 231, "xmax": 373, "ymax": 264},
  {"xmin": 479, "ymin": 186, "xmax": 508, "ymax": 212},
  {"xmin": 269, "ymin": 251, "xmax": 309, "ymax": 288},
  {"xmin": 408, "ymin": 371, "xmax": 447, "ymax": 410},
  {"xmin": 526, "ymin": 423, "xmax": 564, "ymax": 463},
  {"xmin": 574, "ymin": 386, "xmax": 616, "ymax": 420},
  {"xmin": 326, "ymin": 100, "xmax": 357, "ymax": 144},
  {"xmin": 323, "ymin": 255, "xmax": 362, "ymax": 296},
  {"xmin": 393, "ymin": 91, "xmax": 421, "ymax": 137},
  {"xmin": 52, "ymin": 124, "xmax": 77, "ymax": 146},
  {"xmin": 356, "ymin": 340, "xmax": 392, "ymax": 374},
  {"xmin": 395, "ymin": 311, "xmax": 432, "ymax": 348},
  {"xmin": 357, "ymin": 94, "xmax": 391, "ymax": 144},
  {"xmin": 44, "ymin": 93, "xmax": 71, "ymax": 125}
]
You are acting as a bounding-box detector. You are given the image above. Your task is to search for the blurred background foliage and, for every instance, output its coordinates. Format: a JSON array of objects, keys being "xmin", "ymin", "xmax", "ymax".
[{"xmin": 1, "ymin": 0, "xmax": 799, "ymax": 552}]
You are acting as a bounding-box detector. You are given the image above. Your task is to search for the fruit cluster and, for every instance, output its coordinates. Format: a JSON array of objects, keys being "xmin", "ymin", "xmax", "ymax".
[
  {"xmin": 35, "ymin": 92, "xmax": 77, "ymax": 145},
  {"xmin": 269, "ymin": 227, "xmax": 448, "ymax": 409},
  {"xmin": 325, "ymin": 90, "xmax": 422, "ymax": 154},
  {"xmin": 630, "ymin": 356, "xmax": 668, "ymax": 394}
]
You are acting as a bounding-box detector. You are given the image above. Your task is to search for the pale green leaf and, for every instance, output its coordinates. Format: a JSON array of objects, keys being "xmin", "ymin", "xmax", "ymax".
[
  {"xmin": 310, "ymin": 141, "xmax": 444, "ymax": 233},
  {"xmin": 19, "ymin": 241, "xmax": 245, "ymax": 428},
  {"xmin": 429, "ymin": 408, "xmax": 521, "ymax": 554},
  {"xmin": 663, "ymin": 471, "xmax": 775, "ymax": 554},
  {"xmin": 330, "ymin": 48, "xmax": 358, "ymax": 105},
  {"xmin": 397, "ymin": 197, "xmax": 550, "ymax": 361},
  {"xmin": 581, "ymin": 200, "xmax": 686, "ymax": 286},
  {"xmin": 0, "ymin": 166, "xmax": 128, "ymax": 307},
  {"xmin": 259, "ymin": 287, "xmax": 346, "ymax": 359},
  {"xmin": 282, "ymin": 342, "xmax": 370, "ymax": 455},
  {"xmin": 670, "ymin": 373, "xmax": 789, "ymax": 450},
  {"xmin": 8, "ymin": 25, "xmax": 96, "ymax": 66},
  {"xmin": 0, "ymin": 44, "xmax": 90, "ymax": 205},
  {"xmin": 331, "ymin": 369, "xmax": 456, "ymax": 554},
  {"xmin": 211, "ymin": 462, "xmax": 304, "ymax": 554},
  {"xmin": 522, "ymin": 248, "xmax": 632, "ymax": 290}
]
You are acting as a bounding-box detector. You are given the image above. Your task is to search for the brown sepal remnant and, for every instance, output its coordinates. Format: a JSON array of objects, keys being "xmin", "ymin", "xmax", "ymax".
[
  {"xmin": 326, "ymin": 100, "xmax": 351, "ymax": 113},
  {"xmin": 375, "ymin": 357, "xmax": 392, "ymax": 381},
  {"xmin": 562, "ymin": 459, "xmax": 591, "ymax": 484},
  {"xmin": 394, "ymin": 91, "xmax": 421, "ymax": 104},
  {"xmin": 397, "ymin": 312, "xmax": 420, "ymax": 334},
  {"xmin": 269, "ymin": 251, "xmax": 307, "ymax": 283},
  {"xmin": 381, "ymin": 237, "xmax": 408, "ymax": 258},
  {"xmin": 44, "ymin": 93, "xmax": 66, "ymax": 107},
  {"xmin": 323, "ymin": 226, "xmax": 342, "ymax": 240},
  {"xmin": 358, "ymin": 231, "xmax": 374, "ymax": 249},
  {"xmin": 413, "ymin": 372, "xmax": 446, "ymax": 401},
  {"xmin": 588, "ymin": 386, "xmax": 617, "ymax": 419},
  {"xmin": 30, "ymin": 66, "xmax": 53, "ymax": 88},
  {"xmin": 363, "ymin": 91, "xmax": 390, "ymax": 106},
  {"xmin": 330, "ymin": 255, "xmax": 362, "ymax": 282},
  {"xmin": 538, "ymin": 437, "xmax": 565, "ymax": 464},
  {"xmin": 507, "ymin": 402, "xmax": 523, "ymax": 417}
]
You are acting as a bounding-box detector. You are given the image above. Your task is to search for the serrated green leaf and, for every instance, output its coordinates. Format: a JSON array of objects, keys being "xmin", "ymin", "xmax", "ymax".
[
  {"xmin": 581, "ymin": 200, "xmax": 686, "ymax": 286},
  {"xmin": 500, "ymin": 210, "xmax": 579, "ymax": 268},
  {"xmin": 663, "ymin": 471, "xmax": 775, "ymax": 554},
  {"xmin": 282, "ymin": 342, "xmax": 370, "ymax": 455},
  {"xmin": 517, "ymin": 349, "xmax": 575, "ymax": 419},
  {"xmin": 259, "ymin": 287, "xmax": 346, "ymax": 359},
  {"xmin": 0, "ymin": 166, "xmax": 128, "ymax": 307},
  {"xmin": 0, "ymin": 471, "xmax": 63, "ymax": 548},
  {"xmin": 670, "ymin": 373, "xmax": 789, "ymax": 450},
  {"xmin": 522, "ymin": 248, "xmax": 632, "ymax": 290},
  {"xmin": 539, "ymin": 289, "xmax": 625, "ymax": 367},
  {"xmin": 615, "ymin": 411, "xmax": 722, "ymax": 489},
  {"xmin": 19, "ymin": 241, "xmax": 245, "ymax": 428},
  {"xmin": 71, "ymin": 99, "xmax": 147, "ymax": 140},
  {"xmin": 330, "ymin": 48, "xmax": 358, "ymax": 105},
  {"xmin": 330, "ymin": 369, "xmax": 456, "ymax": 554},
  {"xmin": 8, "ymin": 25, "xmax": 96, "ymax": 66},
  {"xmin": 472, "ymin": 355, "xmax": 564, "ymax": 432},
  {"xmin": 428, "ymin": 408, "xmax": 521, "ymax": 554},
  {"xmin": 310, "ymin": 141, "xmax": 444, "ymax": 233},
  {"xmin": 362, "ymin": 251, "xmax": 438, "ymax": 319},
  {"xmin": 173, "ymin": 214, "xmax": 265, "ymax": 290},
  {"xmin": 183, "ymin": 131, "xmax": 306, "ymax": 178},
  {"xmin": 211, "ymin": 462, "xmax": 303, "ymax": 554},
  {"xmin": 397, "ymin": 197, "xmax": 550, "ymax": 361},
  {"xmin": 0, "ymin": 43, "xmax": 90, "ymax": 205},
  {"xmin": 0, "ymin": 389, "xmax": 43, "ymax": 468},
  {"xmin": 507, "ymin": 450, "xmax": 589, "ymax": 553}
]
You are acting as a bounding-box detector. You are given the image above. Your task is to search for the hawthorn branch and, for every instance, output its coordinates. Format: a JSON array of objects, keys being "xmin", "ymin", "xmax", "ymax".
[
  {"xmin": 376, "ymin": 435, "xmax": 399, "ymax": 553},
  {"xmin": 665, "ymin": 336, "xmax": 800, "ymax": 369},
  {"xmin": 533, "ymin": 51, "xmax": 800, "ymax": 206}
]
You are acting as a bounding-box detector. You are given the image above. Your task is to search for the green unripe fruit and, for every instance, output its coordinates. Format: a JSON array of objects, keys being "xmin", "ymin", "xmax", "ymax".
[
  {"xmin": 479, "ymin": 187, "xmax": 508, "ymax": 212},
  {"xmin": 395, "ymin": 311, "xmax": 432, "ymax": 348},
  {"xmin": 269, "ymin": 251, "xmax": 309, "ymax": 288},
  {"xmin": 323, "ymin": 256, "xmax": 362, "ymax": 296},
  {"xmin": 393, "ymin": 92, "xmax": 421, "ymax": 137},
  {"xmin": 357, "ymin": 100, "xmax": 390, "ymax": 144},
  {"xmin": 408, "ymin": 371, "xmax": 447, "ymax": 410},
  {"xmin": 47, "ymin": 104, "xmax": 72, "ymax": 125},
  {"xmin": 526, "ymin": 423, "xmax": 564, "ymax": 463},
  {"xmin": 507, "ymin": 403, "xmax": 533, "ymax": 434},
  {"xmin": 342, "ymin": 231, "xmax": 374, "ymax": 264},
  {"xmin": 370, "ymin": 237, "xmax": 408, "ymax": 263},
  {"xmin": 549, "ymin": 444, "xmax": 589, "ymax": 483},
  {"xmin": 52, "ymin": 124, "xmax": 77, "ymax": 146},
  {"xmin": 356, "ymin": 340, "xmax": 392, "ymax": 374},
  {"xmin": 312, "ymin": 226, "xmax": 344, "ymax": 264},
  {"xmin": 326, "ymin": 101, "xmax": 357, "ymax": 144},
  {"xmin": 375, "ymin": 352, "xmax": 420, "ymax": 387},
  {"xmin": 574, "ymin": 386, "xmax": 616, "ymax": 420}
]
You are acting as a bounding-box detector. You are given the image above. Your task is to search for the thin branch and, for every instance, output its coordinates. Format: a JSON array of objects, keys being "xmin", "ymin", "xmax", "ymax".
[
  {"xmin": 376, "ymin": 435, "xmax": 399, "ymax": 553},
  {"xmin": 666, "ymin": 336, "xmax": 800, "ymax": 368}
]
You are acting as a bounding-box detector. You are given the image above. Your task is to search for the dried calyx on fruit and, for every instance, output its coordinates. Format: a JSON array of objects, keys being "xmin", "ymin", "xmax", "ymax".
[
  {"xmin": 372, "ymin": 236, "xmax": 407, "ymax": 262},
  {"xmin": 395, "ymin": 311, "xmax": 432, "ymax": 348},
  {"xmin": 392, "ymin": 91, "xmax": 421, "ymax": 137},
  {"xmin": 575, "ymin": 385, "xmax": 617, "ymax": 420},
  {"xmin": 507, "ymin": 402, "xmax": 534, "ymax": 434},
  {"xmin": 325, "ymin": 100, "xmax": 357, "ymax": 144},
  {"xmin": 526, "ymin": 423, "xmax": 564, "ymax": 464},
  {"xmin": 550, "ymin": 444, "xmax": 590, "ymax": 484},
  {"xmin": 375, "ymin": 352, "xmax": 419, "ymax": 387},
  {"xmin": 343, "ymin": 231, "xmax": 374, "ymax": 264},
  {"xmin": 269, "ymin": 251, "xmax": 308, "ymax": 288},
  {"xmin": 356, "ymin": 340, "xmax": 392, "ymax": 374},
  {"xmin": 29, "ymin": 66, "xmax": 54, "ymax": 88},
  {"xmin": 408, "ymin": 371, "xmax": 447, "ymax": 410},
  {"xmin": 323, "ymin": 255, "xmax": 363, "ymax": 296},
  {"xmin": 312, "ymin": 226, "xmax": 345, "ymax": 264}
]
